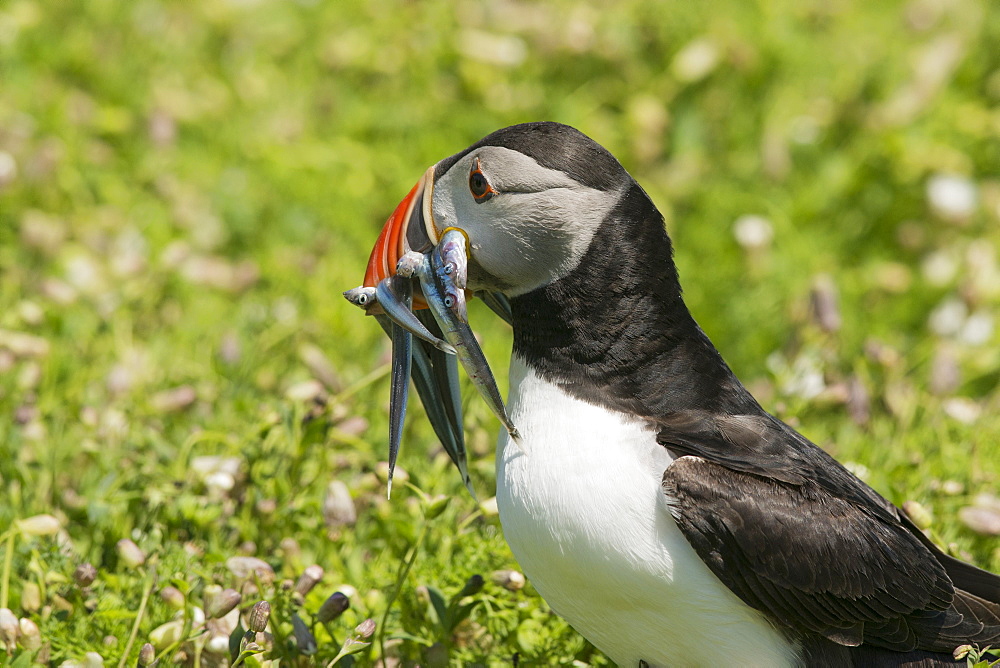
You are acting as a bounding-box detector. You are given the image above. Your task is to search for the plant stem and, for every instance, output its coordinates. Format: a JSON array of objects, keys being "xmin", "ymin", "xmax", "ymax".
[
  {"xmin": 331, "ymin": 363, "xmax": 391, "ymax": 404},
  {"xmin": 0, "ymin": 531, "xmax": 14, "ymax": 609},
  {"xmin": 378, "ymin": 521, "xmax": 428, "ymax": 664},
  {"xmin": 118, "ymin": 568, "xmax": 156, "ymax": 668}
]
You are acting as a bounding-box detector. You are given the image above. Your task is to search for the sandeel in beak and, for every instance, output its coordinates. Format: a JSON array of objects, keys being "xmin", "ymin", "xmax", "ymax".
[{"xmin": 344, "ymin": 166, "xmax": 520, "ymax": 499}]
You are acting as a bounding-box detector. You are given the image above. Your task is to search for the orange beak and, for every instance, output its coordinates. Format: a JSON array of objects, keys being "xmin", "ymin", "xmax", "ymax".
[{"xmin": 363, "ymin": 166, "xmax": 438, "ymax": 309}]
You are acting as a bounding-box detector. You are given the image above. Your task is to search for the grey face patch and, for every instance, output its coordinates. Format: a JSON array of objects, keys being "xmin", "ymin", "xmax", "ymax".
[{"xmin": 431, "ymin": 146, "xmax": 625, "ymax": 297}]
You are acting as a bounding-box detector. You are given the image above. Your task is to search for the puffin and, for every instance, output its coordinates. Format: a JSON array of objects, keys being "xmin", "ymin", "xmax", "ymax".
[{"xmin": 357, "ymin": 122, "xmax": 1000, "ymax": 667}]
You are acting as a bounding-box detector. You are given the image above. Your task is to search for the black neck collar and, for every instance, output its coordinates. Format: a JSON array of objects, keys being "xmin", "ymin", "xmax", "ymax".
[{"xmin": 510, "ymin": 181, "xmax": 760, "ymax": 419}]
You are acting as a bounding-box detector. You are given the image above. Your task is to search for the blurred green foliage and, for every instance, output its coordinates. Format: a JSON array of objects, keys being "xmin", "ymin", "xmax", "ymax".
[{"xmin": 1, "ymin": 0, "xmax": 999, "ymax": 664}]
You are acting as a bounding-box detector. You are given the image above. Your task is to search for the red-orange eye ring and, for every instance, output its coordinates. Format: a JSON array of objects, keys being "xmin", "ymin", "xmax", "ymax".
[{"xmin": 469, "ymin": 157, "xmax": 497, "ymax": 202}]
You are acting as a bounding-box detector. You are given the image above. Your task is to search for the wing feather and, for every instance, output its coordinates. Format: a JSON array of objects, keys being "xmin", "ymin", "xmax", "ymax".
[{"xmin": 662, "ymin": 452, "xmax": 999, "ymax": 652}]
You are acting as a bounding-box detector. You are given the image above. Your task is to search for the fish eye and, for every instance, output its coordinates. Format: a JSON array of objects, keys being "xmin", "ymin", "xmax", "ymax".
[
  {"xmin": 444, "ymin": 295, "xmax": 454, "ymax": 308},
  {"xmin": 469, "ymin": 158, "xmax": 496, "ymax": 203},
  {"xmin": 358, "ymin": 294, "xmax": 369, "ymax": 305}
]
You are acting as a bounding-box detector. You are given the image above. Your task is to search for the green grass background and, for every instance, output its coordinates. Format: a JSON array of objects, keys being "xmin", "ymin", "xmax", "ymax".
[{"xmin": 1, "ymin": 0, "xmax": 999, "ymax": 664}]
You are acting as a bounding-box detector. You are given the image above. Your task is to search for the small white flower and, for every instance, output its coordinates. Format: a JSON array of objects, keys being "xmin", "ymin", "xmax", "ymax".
[
  {"xmin": 491, "ymin": 569, "xmax": 527, "ymax": 591},
  {"xmin": 479, "ymin": 496, "xmax": 500, "ymax": 517},
  {"xmin": 928, "ymin": 297, "xmax": 967, "ymax": 337},
  {"xmin": 943, "ymin": 397, "xmax": 981, "ymax": 424},
  {"xmin": 17, "ymin": 514, "xmax": 61, "ymax": 537},
  {"xmin": 149, "ymin": 620, "xmax": 184, "ymax": 650},
  {"xmin": 732, "ymin": 215, "xmax": 774, "ymax": 250},
  {"xmin": 459, "ymin": 30, "xmax": 527, "ymax": 67},
  {"xmin": 921, "ymin": 250, "xmax": 958, "ymax": 286},
  {"xmin": 776, "ymin": 354, "xmax": 825, "ymax": 400},
  {"xmin": 225, "ymin": 556, "xmax": 274, "ymax": 583},
  {"xmin": 64, "ymin": 252, "xmax": 104, "ymax": 294},
  {"xmin": 333, "ymin": 584, "xmax": 358, "ymax": 600},
  {"xmin": 842, "ymin": 461, "xmax": 871, "ymax": 481},
  {"xmin": 285, "ymin": 379, "xmax": 324, "ymax": 402},
  {"xmin": 927, "ymin": 174, "xmax": 977, "ymax": 221},
  {"xmin": 789, "ymin": 116, "xmax": 820, "ymax": 145},
  {"xmin": 0, "ymin": 608, "xmax": 18, "ymax": 647},
  {"xmin": 205, "ymin": 633, "xmax": 230, "ymax": 654},
  {"xmin": 191, "ymin": 455, "xmax": 241, "ymax": 479},
  {"xmin": 116, "ymin": 539, "xmax": 146, "ymax": 568},
  {"xmin": 959, "ymin": 311, "xmax": 993, "ymax": 345},
  {"xmin": 0, "ymin": 151, "xmax": 16, "ymax": 188},
  {"xmin": 671, "ymin": 38, "xmax": 719, "ymax": 82},
  {"xmin": 204, "ymin": 471, "xmax": 236, "ymax": 493},
  {"xmin": 18, "ymin": 617, "xmax": 41, "ymax": 650},
  {"xmin": 83, "ymin": 652, "xmax": 104, "ymax": 668}
]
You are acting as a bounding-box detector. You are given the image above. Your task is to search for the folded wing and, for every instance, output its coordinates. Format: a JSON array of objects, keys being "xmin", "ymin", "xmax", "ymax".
[{"xmin": 659, "ymin": 412, "xmax": 1000, "ymax": 653}]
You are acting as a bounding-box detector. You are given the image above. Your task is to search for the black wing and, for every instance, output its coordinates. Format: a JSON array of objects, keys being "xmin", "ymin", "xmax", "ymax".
[{"xmin": 658, "ymin": 412, "xmax": 1000, "ymax": 653}]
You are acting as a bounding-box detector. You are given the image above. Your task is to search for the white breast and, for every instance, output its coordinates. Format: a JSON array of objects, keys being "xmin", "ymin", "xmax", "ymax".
[{"xmin": 495, "ymin": 355, "xmax": 799, "ymax": 668}]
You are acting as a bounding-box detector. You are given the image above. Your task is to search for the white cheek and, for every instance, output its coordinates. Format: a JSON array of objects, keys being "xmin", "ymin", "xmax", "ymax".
[
  {"xmin": 433, "ymin": 172, "xmax": 621, "ymax": 295},
  {"xmin": 477, "ymin": 189, "xmax": 615, "ymax": 295}
]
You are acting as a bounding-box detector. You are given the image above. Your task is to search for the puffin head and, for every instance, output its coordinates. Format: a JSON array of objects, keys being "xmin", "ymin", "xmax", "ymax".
[
  {"xmin": 355, "ymin": 122, "xmax": 714, "ymax": 490},
  {"xmin": 364, "ymin": 122, "xmax": 636, "ymax": 298}
]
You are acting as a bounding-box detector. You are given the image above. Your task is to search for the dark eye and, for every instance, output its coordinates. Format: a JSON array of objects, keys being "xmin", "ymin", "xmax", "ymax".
[{"xmin": 469, "ymin": 158, "xmax": 496, "ymax": 202}]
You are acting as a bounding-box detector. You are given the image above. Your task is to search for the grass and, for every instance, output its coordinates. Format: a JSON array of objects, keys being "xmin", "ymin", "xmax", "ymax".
[{"xmin": 1, "ymin": 0, "xmax": 999, "ymax": 664}]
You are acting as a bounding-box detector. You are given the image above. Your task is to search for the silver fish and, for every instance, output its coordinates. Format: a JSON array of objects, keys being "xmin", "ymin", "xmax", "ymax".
[
  {"xmin": 347, "ymin": 282, "xmax": 474, "ymax": 497},
  {"xmin": 372, "ymin": 310, "xmax": 475, "ymax": 499},
  {"xmin": 401, "ymin": 249, "xmax": 522, "ymax": 444},
  {"xmin": 343, "ymin": 286, "xmax": 377, "ymax": 309},
  {"xmin": 375, "ymin": 313, "xmax": 410, "ymax": 499},
  {"xmin": 410, "ymin": 310, "xmax": 475, "ymax": 498},
  {"xmin": 344, "ymin": 281, "xmax": 455, "ymax": 355},
  {"xmin": 433, "ymin": 228, "xmax": 470, "ymax": 323},
  {"xmin": 384, "ymin": 282, "xmax": 412, "ymax": 499}
]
